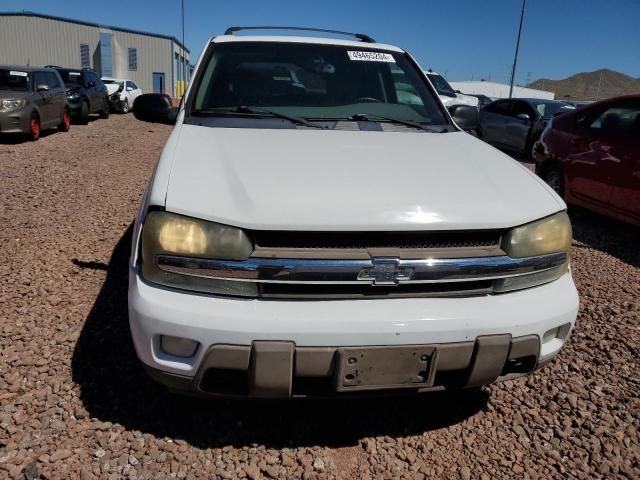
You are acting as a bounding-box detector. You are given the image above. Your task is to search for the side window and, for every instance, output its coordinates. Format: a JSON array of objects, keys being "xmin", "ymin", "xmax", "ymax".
[
  {"xmin": 128, "ymin": 48, "xmax": 138, "ymax": 71},
  {"xmin": 33, "ymin": 72, "xmax": 46, "ymax": 89},
  {"xmin": 485, "ymin": 100, "xmax": 511, "ymax": 116},
  {"xmin": 589, "ymin": 103, "xmax": 640, "ymax": 138},
  {"xmin": 129, "ymin": 81, "xmax": 139, "ymax": 90},
  {"xmin": 510, "ymin": 101, "xmax": 535, "ymax": 118},
  {"xmin": 80, "ymin": 44, "xmax": 90, "ymax": 69}
]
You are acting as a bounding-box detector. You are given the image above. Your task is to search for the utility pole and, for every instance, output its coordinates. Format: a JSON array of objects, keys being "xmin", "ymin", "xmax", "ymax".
[
  {"xmin": 182, "ymin": 0, "xmax": 186, "ymax": 96},
  {"xmin": 595, "ymin": 70, "xmax": 603, "ymax": 101},
  {"xmin": 508, "ymin": 0, "xmax": 527, "ymax": 98}
]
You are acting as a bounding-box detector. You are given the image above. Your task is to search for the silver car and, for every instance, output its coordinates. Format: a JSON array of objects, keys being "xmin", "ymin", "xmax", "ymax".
[
  {"xmin": 479, "ymin": 98, "xmax": 575, "ymax": 159},
  {"xmin": 0, "ymin": 66, "xmax": 70, "ymax": 140}
]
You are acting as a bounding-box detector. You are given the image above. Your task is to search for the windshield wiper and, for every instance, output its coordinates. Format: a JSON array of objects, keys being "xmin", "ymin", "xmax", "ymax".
[
  {"xmin": 193, "ymin": 106, "xmax": 328, "ymax": 129},
  {"xmin": 348, "ymin": 113, "xmax": 447, "ymax": 133}
]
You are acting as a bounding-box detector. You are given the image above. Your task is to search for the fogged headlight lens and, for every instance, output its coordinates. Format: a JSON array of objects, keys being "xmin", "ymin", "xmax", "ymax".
[
  {"xmin": 495, "ymin": 211, "xmax": 571, "ymax": 293},
  {"xmin": 141, "ymin": 211, "xmax": 256, "ymax": 296},
  {"xmin": 0, "ymin": 99, "xmax": 26, "ymax": 112},
  {"xmin": 501, "ymin": 211, "xmax": 572, "ymax": 258}
]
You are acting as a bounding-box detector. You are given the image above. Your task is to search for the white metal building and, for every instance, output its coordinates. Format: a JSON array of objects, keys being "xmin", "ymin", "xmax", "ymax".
[
  {"xmin": 450, "ymin": 81, "xmax": 555, "ymax": 100},
  {"xmin": 0, "ymin": 11, "xmax": 190, "ymax": 97}
]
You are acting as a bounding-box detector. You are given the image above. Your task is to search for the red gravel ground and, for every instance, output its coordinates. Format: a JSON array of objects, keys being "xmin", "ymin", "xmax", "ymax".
[{"xmin": 0, "ymin": 114, "xmax": 638, "ymax": 479}]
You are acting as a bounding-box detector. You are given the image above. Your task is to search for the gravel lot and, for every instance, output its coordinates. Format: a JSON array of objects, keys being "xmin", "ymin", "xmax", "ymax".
[{"xmin": 1, "ymin": 114, "xmax": 638, "ymax": 479}]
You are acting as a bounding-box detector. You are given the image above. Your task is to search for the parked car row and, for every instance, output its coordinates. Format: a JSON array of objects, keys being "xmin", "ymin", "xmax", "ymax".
[{"xmin": 0, "ymin": 64, "xmax": 141, "ymax": 141}]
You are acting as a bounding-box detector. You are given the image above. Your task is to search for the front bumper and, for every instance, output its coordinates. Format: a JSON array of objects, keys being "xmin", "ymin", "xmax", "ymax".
[
  {"xmin": 129, "ymin": 270, "xmax": 579, "ymax": 397},
  {"xmin": 0, "ymin": 108, "xmax": 31, "ymax": 134}
]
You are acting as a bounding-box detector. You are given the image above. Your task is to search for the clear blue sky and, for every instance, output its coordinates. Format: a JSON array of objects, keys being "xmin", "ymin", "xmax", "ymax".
[{"xmin": 3, "ymin": 0, "xmax": 639, "ymax": 83}]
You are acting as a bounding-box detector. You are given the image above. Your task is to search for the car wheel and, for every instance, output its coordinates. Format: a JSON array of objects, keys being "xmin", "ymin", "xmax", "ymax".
[
  {"xmin": 79, "ymin": 101, "xmax": 89, "ymax": 125},
  {"xmin": 99, "ymin": 99, "xmax": 110, "ymax": 119},
  {"xmin": 121, "ymin": 99, "xmax": 129, "ymax": 114},
  {"xmin": 543, "ymin": 165, "xmax": 564, "ymax": 197},
  {"xmin": 28, "ymin": 113, "xmax": 41, "ymax": 141},
  {"xmin": 58, "ymin": 109, "xmax": 71, "ymax": 132}
]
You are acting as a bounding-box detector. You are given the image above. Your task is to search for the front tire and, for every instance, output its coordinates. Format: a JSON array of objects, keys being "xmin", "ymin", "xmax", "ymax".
[
  {"xmin": 79, "ymin": 101, "xmax": 90, "ymax": 125},
  {"xmin": 543, "ymin": 165, "xmax": 565, "ymax": 198},
  {"xmin": 99, "ymin": 98, "xmax": 110, "ymax": 119},
  {"xmin": 58, "ymin": 109, "xmax": 71, "ymax": 132},
  {"xmin": 121, "ymin": 99, "xmax": 129, "ymax": 114},
  {"xmin": 28, "ymin": 113, "xmax": 41, "ymax": 141}
]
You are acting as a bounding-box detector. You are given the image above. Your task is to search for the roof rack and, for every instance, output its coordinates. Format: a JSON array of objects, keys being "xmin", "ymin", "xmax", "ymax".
[{"xmin": 223, "ymin": 26, "xmax": 375, "ymax": 43}]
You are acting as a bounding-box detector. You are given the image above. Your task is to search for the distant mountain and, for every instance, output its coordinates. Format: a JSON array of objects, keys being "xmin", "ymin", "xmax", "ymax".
[{"xmin": 527, "ymin": 69, "xmax": 640, "ymax": 101}]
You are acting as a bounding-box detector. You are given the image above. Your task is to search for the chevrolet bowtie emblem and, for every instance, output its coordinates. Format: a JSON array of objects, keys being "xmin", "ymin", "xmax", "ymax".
[{"xmin": 357, "ymin": 258, "xmax": 413, "ymax": 286}]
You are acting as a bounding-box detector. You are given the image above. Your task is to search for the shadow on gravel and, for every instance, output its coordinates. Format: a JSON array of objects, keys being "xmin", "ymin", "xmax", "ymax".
[
  {"xmin": 72, "ymin": 226, "xmax": 489, "ymax": 449},
  {"xmin": 569, "ymin": 207, "xmax": 639, "ymax": 267},
  {"xmin": 0, "ymin": 129, "xmax": 58, "ymax": 144}
]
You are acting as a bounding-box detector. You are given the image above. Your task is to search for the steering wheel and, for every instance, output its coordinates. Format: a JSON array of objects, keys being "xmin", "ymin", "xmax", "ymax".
[{"xmin": 354, "ymin": 97, "xmax": 381, "ymax": 103}]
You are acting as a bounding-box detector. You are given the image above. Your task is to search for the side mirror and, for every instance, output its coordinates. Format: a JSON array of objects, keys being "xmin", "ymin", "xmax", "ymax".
[
  {"xmin": 36, "ymin": 84, "xmax": 49, "ymax": 92},
  {"xmin": 126, "ymin": 87, "xmax": 133, "ymax": 92},
  {"xmin": 87, "ymin": 81, "xmax": 96, "ymax": 88},
  {"xmin": 448, "ymin": 104, "xmax": 479, "ymax": 132},
  {"xmin": 516, "ymin": 113, "xmax": 531, "ymax": 122},
  {"xmin": 133, "ymin": 94, "xmax": 177, "ymax": 125}
]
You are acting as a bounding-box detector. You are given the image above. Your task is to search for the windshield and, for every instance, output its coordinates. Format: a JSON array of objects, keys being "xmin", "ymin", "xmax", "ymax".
[
  {"xmin": 56, "ymin": 69, "xmax": 82, "ymax": 87},
  {"xmin": 536, "ymin": 102, "xmax": 576, "ymax": 118},
  {"xmin": 191, "ymin": 42, "xmax": 448, "ymax": 127},
  {"xmin": 0, "ymin": 69, "xmax": 30, "ymax": 92},
  {"xmin": 426, "ymin": 73, "xmax": 456, "ymax": 95},
  {"xmin": 103, "ymin": 79, "xmax": 124, "ymax": 87}
]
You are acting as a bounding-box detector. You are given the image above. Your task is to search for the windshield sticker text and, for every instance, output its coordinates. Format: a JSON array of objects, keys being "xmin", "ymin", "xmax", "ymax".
[
  {"xmin": 347, "ymin": 51, "xmax": 395, "ymax": 63},
  {"xmin": 10, "ymin": 71, "xmax": 28, "ymax": 77}
]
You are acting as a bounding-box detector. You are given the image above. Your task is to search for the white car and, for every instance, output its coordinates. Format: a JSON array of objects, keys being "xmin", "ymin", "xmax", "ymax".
[
  {"xmin": 101, "ymin": 77, "xmax": 142, "ymax": 113},
  {"xmin": 425, "ymin": 71, "xmax": 479, "ymax": 108},
  {"xmin": 129, "ymin": 27, "xmax": 578, "ymax": 398}
]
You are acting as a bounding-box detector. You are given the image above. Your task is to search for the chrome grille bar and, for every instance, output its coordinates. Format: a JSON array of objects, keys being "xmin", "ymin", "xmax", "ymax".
[{"xmin": 156, "ymin": 252, "xmax": 567, "ymax": 286}]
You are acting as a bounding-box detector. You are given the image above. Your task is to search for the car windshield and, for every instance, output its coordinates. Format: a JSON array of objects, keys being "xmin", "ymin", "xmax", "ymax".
[
  {"xmin": 191, "ymin": 42, "xmax": 449, "ymax": 127},
  {"xmin": 536, "ymin": 102, "xmax": 576, "ymax": 118},
  {"xmin": 103, "ymin": 79, "xmax": 124, "ymax": 87},
  {"xmin": 56, "ymin": 69, "xmax": 83, "ymax": 87},
  {"xmin": 426, "ymin": 73, "xmax": 456, "ymax": 95},
  {"xmin": 0, "ymin": 69, "xmax": 30, "ymax": 92}
]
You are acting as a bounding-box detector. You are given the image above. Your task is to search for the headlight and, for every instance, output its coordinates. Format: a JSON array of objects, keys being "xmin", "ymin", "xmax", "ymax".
[
  {"xmin": 495, "ymin": 211, "xmax": 571, "ymax": 293},
  {"xmin": 141, "ymin": 211, "xmax": 256, "ymax": 296},
  {"xmin": 67, "ymin": 91, "xmax": 80, "ymax": 100},
  {"xmin": 0, "ymin": 99, "xmax": 26, "ymax": 112},
  {"xmin": 501, "ymin": 211, "xmax": 572, "ymax": 258}
]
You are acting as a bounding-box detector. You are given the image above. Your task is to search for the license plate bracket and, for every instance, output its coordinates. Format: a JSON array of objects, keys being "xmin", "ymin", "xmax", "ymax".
[{"xmin": 335, "ymin": 346, "xmax": 438, "ymax": 392}]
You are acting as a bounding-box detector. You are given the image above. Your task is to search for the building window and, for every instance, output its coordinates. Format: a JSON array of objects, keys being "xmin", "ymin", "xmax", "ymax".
[
  {"xmin": 128, "ymin": 48, "xmax": 138, "ymax": 71},
  {"xmin": 80, "ymin": 44, "xmax": 90, "ymax": 68},
  {"xmin": 100, "ymin": 32, "xmax": 113, "ymax": 77}
]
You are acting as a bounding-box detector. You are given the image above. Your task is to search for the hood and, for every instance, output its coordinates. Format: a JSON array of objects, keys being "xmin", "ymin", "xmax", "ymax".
[
  {"xmin": 439, "ymin": 94, "xmax": 479, "ymax": 108},
  {"xmin": 0, "ymin": 91, "xmax": 31, "ymax": 101},
  {"xmin": 163, "ymin": 125, "xmax": 563, "ymax": 231},
  {"xmin": 105, "ymin": 84, "xmax": 120, "ymax": 95}
]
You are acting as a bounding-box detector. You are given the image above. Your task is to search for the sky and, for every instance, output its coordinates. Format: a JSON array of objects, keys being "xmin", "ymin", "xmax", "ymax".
[{"xmin": 3, "ymin": 0, "xmax": 639, "ymax": 83}]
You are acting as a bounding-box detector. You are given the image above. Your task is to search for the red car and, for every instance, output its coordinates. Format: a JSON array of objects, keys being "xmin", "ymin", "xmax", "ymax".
[{"xmin": 535, "ymin": 95, "xmax": 640, "ymax": 226}]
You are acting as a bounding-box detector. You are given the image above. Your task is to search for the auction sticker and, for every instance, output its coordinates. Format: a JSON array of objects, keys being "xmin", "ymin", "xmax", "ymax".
[
  {"xmin": 10, "ymin": 71, "xmax": 28, "ymax": 77},
  {"xmin": 347, "ymin": 51, "xmax": 395, "ymax": 63}
]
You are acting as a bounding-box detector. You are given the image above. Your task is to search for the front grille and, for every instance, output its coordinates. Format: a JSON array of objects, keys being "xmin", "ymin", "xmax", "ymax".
[
  {"xmin": 259, "ymin": 280, "xmax": 494, "ymax": 300},
  {"xmin": 252, "ymin": 230, "xmax": 502, "ymax": 250}
]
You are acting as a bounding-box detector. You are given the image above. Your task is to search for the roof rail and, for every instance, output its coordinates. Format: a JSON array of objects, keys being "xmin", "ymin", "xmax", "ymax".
[{"xmin": 223, "ymin": 26, "xmax": 375, "ymax": 43}]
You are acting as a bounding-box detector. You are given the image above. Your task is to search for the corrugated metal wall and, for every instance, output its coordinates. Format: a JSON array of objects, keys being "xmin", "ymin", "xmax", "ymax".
[{"xmin": 0, "ymin": 15, "xmax": 189, "ymax": 95}]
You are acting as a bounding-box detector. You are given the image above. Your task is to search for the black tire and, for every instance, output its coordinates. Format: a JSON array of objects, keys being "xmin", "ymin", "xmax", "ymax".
[
  {"xmin": 99, "ymin": 98, "xmax": 110, "ymax": 119},
  {"xmin": 28, "ymin": 113, "xmax": 41, "ymax": 141},
  {"xmin": 542, "ymin": 164, "xmax": 565, "ymax": 198},
  {"xmin": 57, "ymin": 108, "xmax": 71, "ymax": 132},
  {"xmin": 121, "ymin": 99, "xmax": 129, "ymax": 114},
  {"xmin": 79, "ymin": 101, "xmax": 89, "ymax": 125}
]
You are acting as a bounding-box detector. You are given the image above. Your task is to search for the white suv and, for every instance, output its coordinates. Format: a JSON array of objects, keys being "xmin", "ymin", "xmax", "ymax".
[{"xmin": 130, "ymin": 27, "xmax": 578, "ymax": 398}]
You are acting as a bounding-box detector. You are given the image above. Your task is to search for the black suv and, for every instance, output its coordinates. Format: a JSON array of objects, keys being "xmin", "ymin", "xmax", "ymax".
[{"xmin": 47, "ymin": 67, "xmax": 109, "ymax": 124}]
